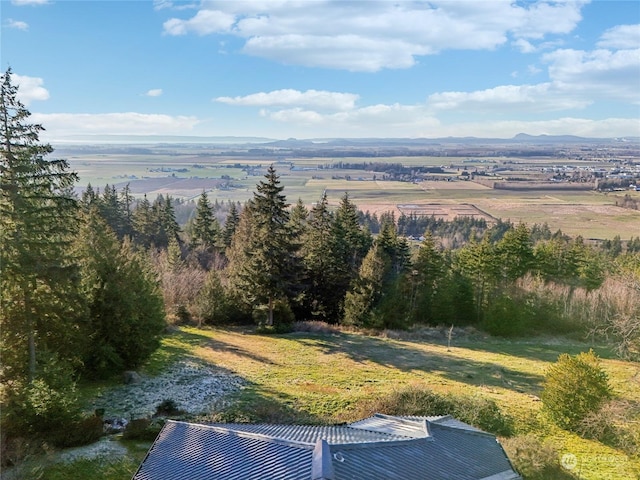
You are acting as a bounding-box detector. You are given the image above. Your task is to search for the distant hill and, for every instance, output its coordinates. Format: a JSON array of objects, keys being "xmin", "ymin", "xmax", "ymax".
[{"xmin": 52, "ymin": 133, "xmax": 640, "ymax": 148}]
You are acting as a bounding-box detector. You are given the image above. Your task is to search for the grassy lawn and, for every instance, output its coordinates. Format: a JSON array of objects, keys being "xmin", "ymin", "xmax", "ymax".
[
  {"xmin": 145, "ymin": 326, "xmax": 638, "ymax": 479},
  {"xmin": 39, "ymin": 325, "xmax": 639, "ymax": 479}
]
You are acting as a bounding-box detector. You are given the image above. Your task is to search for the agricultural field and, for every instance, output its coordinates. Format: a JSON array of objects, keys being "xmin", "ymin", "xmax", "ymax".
[{"xmin": 61, "ymin": 145, "xmax": 640, "ymax": 240}]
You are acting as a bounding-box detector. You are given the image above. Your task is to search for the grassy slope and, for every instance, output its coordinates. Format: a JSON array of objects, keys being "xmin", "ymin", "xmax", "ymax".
[
  {"xmin": 46, "ymin": 326, "xmax": 638, "ymax": 479},
  {"xmin": 147, "ymin": 326, "xmax": 638, "ymax": 480}
]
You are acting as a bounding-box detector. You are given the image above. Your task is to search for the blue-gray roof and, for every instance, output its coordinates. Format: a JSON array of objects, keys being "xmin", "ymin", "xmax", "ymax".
[{"xmin": 132, "ymin": 414, "xmax": 521, "ymax": 480}]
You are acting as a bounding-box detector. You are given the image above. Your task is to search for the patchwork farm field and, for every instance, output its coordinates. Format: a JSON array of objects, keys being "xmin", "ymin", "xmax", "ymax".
[{"xmin": 63, "ymin": 149, "xmax": 640, "ymax": 240}]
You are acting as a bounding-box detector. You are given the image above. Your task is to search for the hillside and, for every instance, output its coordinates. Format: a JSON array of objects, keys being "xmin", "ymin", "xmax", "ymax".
[{"xmin": 37, "ymin": 325, "xmax": 638, "ymax": 480}]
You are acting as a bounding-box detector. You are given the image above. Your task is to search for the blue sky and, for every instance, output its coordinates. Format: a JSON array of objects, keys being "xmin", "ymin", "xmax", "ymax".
[{"xmin": 2, "ymin": 0, "xmax": 639, "ymax": 140}]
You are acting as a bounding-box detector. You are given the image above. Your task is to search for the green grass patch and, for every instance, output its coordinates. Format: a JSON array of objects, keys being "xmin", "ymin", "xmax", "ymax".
[{"xmin": 157, "ymin": 326, "xmax": 639, "ymax": 479}]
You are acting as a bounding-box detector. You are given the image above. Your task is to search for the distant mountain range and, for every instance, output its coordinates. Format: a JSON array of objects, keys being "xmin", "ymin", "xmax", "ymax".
[{"xmin": 53, "ymin": 133, "xmax": 640, "ymax": 147}]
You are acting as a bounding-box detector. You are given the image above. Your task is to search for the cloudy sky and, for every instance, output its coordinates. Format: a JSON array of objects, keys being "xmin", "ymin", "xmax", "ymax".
[{"xmin": 3, "ymin": 0, "xmax": 639, "ymax": 140}]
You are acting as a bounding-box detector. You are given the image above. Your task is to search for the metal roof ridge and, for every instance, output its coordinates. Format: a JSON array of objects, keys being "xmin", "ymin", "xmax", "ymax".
[
  {"xmin": 347, "ymin": 413, "xmax": 433, "ymax": 439},
  {"xmin": 427, "ymin": 420, "xmax": 496, "ymax": 438},
  {"xmin": 311, "ymin": 438, "xmax": 335, "ymax": 480},
  {"xmin": 328, "ymin": 437, "xmax": 430, "ymax": 450},
  {"xmin": 165, "ymin": 420, "xmax": 317, "ymax": 449}
]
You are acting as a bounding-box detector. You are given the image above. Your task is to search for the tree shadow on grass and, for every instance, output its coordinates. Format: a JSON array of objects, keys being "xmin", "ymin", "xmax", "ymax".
[
  {"xmin": 199, "ymin": 381, "xmax": 323, "ymax": 425},
  {"xmin": 291, "ymin": 332, "xmax": 545, "ymax": 395},
  {"xmin": 454, "ymin": 340, "xmax": 616, "ymax": 364},
  {"xmin": 144, "ymin": 327, "xmax": 275, "ymax": 375}
]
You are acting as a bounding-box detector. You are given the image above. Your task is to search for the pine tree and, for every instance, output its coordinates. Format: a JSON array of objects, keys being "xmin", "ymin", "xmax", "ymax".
[
  {"xmin": 226, "ymin": 166, "xmax": 295, "ymax": 326},
  {"xmin": 222, "ymin": 201, "xmax": 240, "ymax": 248},
  {"xmin": 75, "ymin": 207, "xmax": 165, "ymax": 377},
  {"xmin": 343, "ymin": 243, "xmax": 389, "ymax": 327},
  {"xmin": 0, "ymin": 68, "xmax": 84, "ymax": 381},
  {"xmin": 330, "ymin": 193, "xmax": 372, "ymax": 316},
  {"xmin": 456, "ymin": 235, "xmax": 500, "ymax": 322},
  {"xmin": 410, "ymin": 232, "xmax": 445, "ymax": 323},
  {"xmin": 190, "ymin": 190, "xmax": 220, "ymax": 249},
  {"xmin": 132, "ymin": 194, "xmax": 155, "ymax": 248},
  {"xmin": 496, "ymin": 223, "xmax": 534, "ymax": 282},
  {"xmin": 301, "ymin": 192, "xmax": 345, "ymax": 322}
]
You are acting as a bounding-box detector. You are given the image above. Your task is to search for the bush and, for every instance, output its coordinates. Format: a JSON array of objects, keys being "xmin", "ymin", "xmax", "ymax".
[
  {"xmin": 578, "ymin": 399, "xmax": 640, "ymax": 455},
  {"xmin": 541, "ymin": 350, "xmax": 611, "ymax": 432},
  {"xmin": 154, "ymin": 399, "xmax": 183, "ymax": 417},
  {"xmin": 46, "ymin": 415, "xmax": 104, "ymax": 448},
  {"xmin": 254, "ymin": 300, "xmax": 295, "ymax": 332},
  {"xmin": 502, "ymin": 434, "xmax": 577, "ymax": 480},
  {"xmin": 122, "ymin": 418, "xmax": 164, "ymax": 441},
  {"xmin": 355, "ymin": 385, "xmax": 514, "ymax": 437},
  {"xmin": 2, "ymin": 355, "xmax": 82, "ymax": 440},
  {"xmin": 481, "ymin": 293, "xmax": 532, "ymax": 337}
]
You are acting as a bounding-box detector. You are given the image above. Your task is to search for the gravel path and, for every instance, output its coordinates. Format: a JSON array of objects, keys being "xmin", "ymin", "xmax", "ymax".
[{"xmin": 90, "ymin": 360, "xmax": 245, "ymax": 419}]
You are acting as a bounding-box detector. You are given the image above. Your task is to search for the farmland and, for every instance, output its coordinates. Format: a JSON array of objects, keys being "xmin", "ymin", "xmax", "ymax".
[{"xmin": 58, "ymin": 139, "xmax": 640, "ymax": 240}]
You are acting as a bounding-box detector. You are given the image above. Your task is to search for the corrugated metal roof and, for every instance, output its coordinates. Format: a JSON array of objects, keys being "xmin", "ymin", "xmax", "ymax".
[
  {"xmin": 209, "ymin": 422, "xmax": 413, "ymax": 444},
  {"xmin": 401, "ymin": 414, "xmax": 485, "ymax": 433},
  {"xmin": 348, "ymin": 413, "xmax": 434, "ymax": 439},
  {"xmin": 133, "ymin": 415, "xmax": 522, "ymax": 480},
  {"xmin": 133, "ymin": 421, "xmax": 314, "ymax": 480}
]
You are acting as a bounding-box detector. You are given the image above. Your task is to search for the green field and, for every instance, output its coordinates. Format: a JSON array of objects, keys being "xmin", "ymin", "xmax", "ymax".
[{"xmin": 64, "ymin": 151, "xmax": 640, "ymax": 240}]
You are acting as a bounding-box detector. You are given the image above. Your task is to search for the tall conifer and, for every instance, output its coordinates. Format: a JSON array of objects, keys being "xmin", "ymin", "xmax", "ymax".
[{"xmin": 0, "ymin": 69, "xmax": 83, "ymax": 381}]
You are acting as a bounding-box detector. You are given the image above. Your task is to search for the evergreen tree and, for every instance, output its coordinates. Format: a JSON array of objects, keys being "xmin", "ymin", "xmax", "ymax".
[
  {"xmin": 301, "ymin": 192, "xmax": 345, "ymax": 322},
  {"xmin": 496, "ymin": 223, "xmax": 534, "ymax": 282},
  {"xmin": 132, "ymin": 194, "xmax": 155, "ymax": 248},
  {"xmin": 150, "ymin": 194, "xmax": 180, "ymax": 248},
  {"xmin": 222, "ymin": 201, "xmax": 240, "ymax": 248},
  {"xmin": 456, "ymin": 235, "xmax": 500, "ymax": 322},
  {"xmin": 190, "ymin": 190, "xmax": 220, "ymax": 249},
  {"xmin": 75, "ymin": 208, "xmax": 165, "ymax": 377},
  {"xmin": 330, "ymin": 193, "xmax": 372, "ymax": 311},
  {"xmin": 99, "ymin": 184, "xmax": 126, "ymax": 239},
  {"xmin": 0, "ymin": 69, "xmax": 84, "ymax": 381},
  {"xmin": 343, "ymin": 243, "xmax": 389, "ymax": 327},
  {"xmin": 226, "ymin": 166, "xmax": 295, "ymax": 326},
  {"xmin": 409, "ymin": 232, "xmax": 445, "ymax": 323}
]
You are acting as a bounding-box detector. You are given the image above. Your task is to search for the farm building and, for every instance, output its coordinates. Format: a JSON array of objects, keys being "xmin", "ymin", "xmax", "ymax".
[{"xmin": 132, "ymin": 413, "xmax": 521, "ymax": 479}]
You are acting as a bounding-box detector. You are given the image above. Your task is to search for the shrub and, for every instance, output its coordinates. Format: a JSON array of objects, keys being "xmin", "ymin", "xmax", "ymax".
[
  {"xmin": 481, "ymin": 293, "xmax": 531, "ymax": 337},
  {"xmin": 122, "ymin": 418, "xmax": 164, "ymax": 441},
  {"xmin": 578, "ymin": 399, "xmax": 640, "ymax": 455},
  {"xmin": 502, "ymin": 434, "xmax": 577, "ymax": 480},
  {"xmin": 541, "ymin": 350, "xmax": 611, "ymax": 432},
  {"xmin": 355, "ymin": 385, "xmax": 514, "ymax": 437},
  {"xmin": 46, "ymin": 415, "xmax": 104, "ymax": 448},
  {"xmin": 154, "ymin": 399, "xmax": 183, "ymax": 417},
  {"xmin": 254, "ymin": 300, "xmax": 295, "ymax": 332},
  {"xmin": 1, "ymin": 355, "xmax": 82, "ymax": 440}
]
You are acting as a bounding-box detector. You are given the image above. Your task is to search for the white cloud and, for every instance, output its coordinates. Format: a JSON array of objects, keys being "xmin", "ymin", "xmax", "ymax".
[
  {"xmin": 513, "ymin": 38, "xmax": 537, "ymax": 53},
  {"xmin": 597, "ymin": 24, "xmax": 640, "ymax": 49},
  {"xmin": 145, "ymin": 88, "xmax": 163, "ymax": 97},
  {"xmin": 32, "ymin": 112, "xmax": 200, "ymax": 138},
  {"xmin": 13, "ymin": 74, "xmax": 49, "ymax": 105},
  {"xmin": 7, "ymin": 19, "xmax": 29, "ymax": 30},
  {"xmin": 162, "ymin": 1, "xmax": 588, "ymax": 71},
  {"xmin": 163, "ymin": 9, "xmax": 235, "ymax": 35},
  {"xmin": 543, "ymin": 47, "xmax": 640, "ymax": 104},
  {"xmin": 427, "ymin": 83, "xmax": 589, "ymax": 112},
  {"xmin": 216, "ymin": 89, "xmax": 359, "ymax": 110},
  {"xmin": 11, "ymin": 0, "xmax": 49, "ymax": 5},
  {"xmin": 259, "ymin": 102, "xmax": 440, "ymax": 136}
]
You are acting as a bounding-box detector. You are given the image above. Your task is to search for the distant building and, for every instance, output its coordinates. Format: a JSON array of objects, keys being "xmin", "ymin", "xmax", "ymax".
[{"xmin": 133, "ymin": 413, "xmax": 521, "ymax": 479}]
